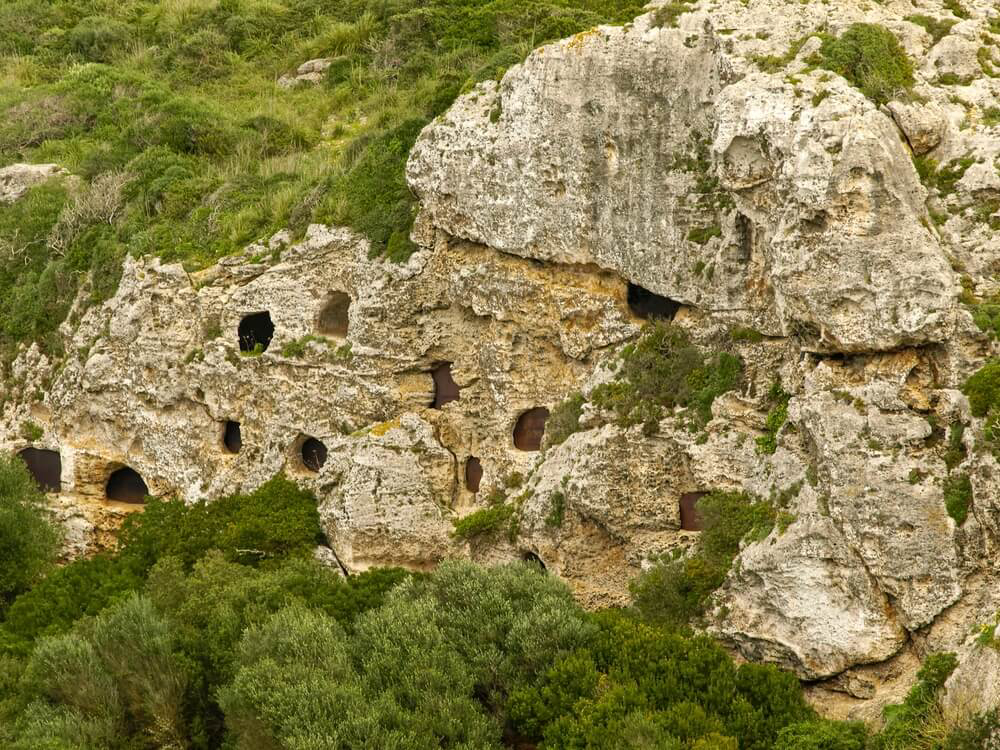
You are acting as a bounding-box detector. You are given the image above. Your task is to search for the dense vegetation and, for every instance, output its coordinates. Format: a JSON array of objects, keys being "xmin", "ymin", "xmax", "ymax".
[
  {"xmin": 2, "ymin": 456, "xmax": 997, "ymax": 748},
  {"xmin": 0, "ymin": 0, "xmax": 648, "ymax": 362},
  {"xmin": 546, "ymin": 321, "xmax": 743, "ymax": 446}
]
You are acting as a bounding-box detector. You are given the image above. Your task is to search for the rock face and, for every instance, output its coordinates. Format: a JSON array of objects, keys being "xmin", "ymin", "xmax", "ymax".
[
  {"xmin": 0, "ymin": 163, "xmax": 64, "ymax": 204},
  {"xmin": 7, "ymin": 0, "xmax": 1000, "ymax": 725},
  {"xmin": 406, "ymin": 14, "xmax": 958, "ymax": 352}
]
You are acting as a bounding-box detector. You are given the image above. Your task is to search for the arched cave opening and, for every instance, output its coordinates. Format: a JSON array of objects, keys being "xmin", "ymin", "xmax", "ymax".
[
  {"xmin": 317, "ymin": 291, "xmax": 351, "ymax": 338},
  {"xmin": 431, "ymin": 363, "xmax": 460, "ymax": 409},
  {"xmin": 680, "ymin": 491, "xmax": 707, "ymax": 531},
  {"xmin": 223, "ymin": 421, "xmax": 242, "ymax": 454},
  {"xmin": 514, "ymin": 408, "xmax": 549, "ymax": 452},
  {"xmin": 17, "ymin": 448, "xmax": 61, "ymax": 492},
  {"xmin": 301, "ymin": 437, "xmax": 328, "ymax": 473},
  {"xmin": 627, "ymin": 283, "xmax": 680, "ymax": 321},
  {"xmin": 465, "ymin": 457, "xmax": 483, "ymax": 493},
  {"xmin": 522, "ymin": 551, "xmax": 547, "ymax": 571},
  {"xmin": 106, "ymin": 467, "xmax": 149, "ymax": 504},
  {"xmin": 238, "ymin": 311, "xmax": 274, "ymax": 353}
]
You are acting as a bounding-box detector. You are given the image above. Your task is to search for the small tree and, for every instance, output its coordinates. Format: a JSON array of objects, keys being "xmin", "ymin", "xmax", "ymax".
[{"xmin": 0, "ymin": 455, "xmax": 60, "ymax": 608}]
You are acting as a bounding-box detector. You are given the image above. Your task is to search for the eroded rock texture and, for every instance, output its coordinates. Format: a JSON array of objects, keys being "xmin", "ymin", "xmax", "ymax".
[{"xmin": 6, "ymin": 0, "xmax": 1000, "ymax": 724}]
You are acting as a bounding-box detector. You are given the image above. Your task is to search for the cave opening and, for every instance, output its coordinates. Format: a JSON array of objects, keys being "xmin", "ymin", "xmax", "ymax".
[
  {"xmin": 317, "ymin": 291, "xmax": 351, "ymax": 338},
  {"xmin": 680, "ymin": 491, "xmax": 707, "ymax": 531},
  {"xmin": 18, "ymin": 448, "xmax": 61, "ymax": 492},
  {"xmin": 522, "ymin": 551, "xmax": 547, "ymax": 571},
  {"xmin": 223, "ymin": 421, "xmax": 242, "ymax": 454},
  {"xmin": 514, "ymin": 408, "xmax": 549, "ymax": 452},
  {"xmin": 465, "ymin": 457, "xmax": 483, "ymax": 493},
  {"xmin": 301, "ymin": 437, "xmax": 328, "ymax": 472},
  {"xmin": 431, "ymin": 363, "xmax": 460, "ymax": 409},
  {"xmin": 627, "ymin": 283, "xmax": 680, "ymax": 321},
  {"xmin": 238, "ymin": 311, "xmax": 274, "ymax": 353},
  {"xmin": 736, "ymin": 213, "xmax": 753, "ymax": 262},
  {"xmin": 106, "ymin": 467, "xmax": 149, "ymax": 504}
]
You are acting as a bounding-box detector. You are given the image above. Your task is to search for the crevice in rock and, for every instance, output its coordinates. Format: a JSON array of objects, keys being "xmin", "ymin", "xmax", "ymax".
[{"xmin": 521, "ymin": 550, "xmax": 547, "ymax": 571}]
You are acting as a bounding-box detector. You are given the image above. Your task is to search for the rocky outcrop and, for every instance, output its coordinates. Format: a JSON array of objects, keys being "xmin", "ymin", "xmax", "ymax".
[
  {"xmin": 7, "ymin": 0, "xmax": 1000, "ymax": 725},
  {"xmin": 0, "ymin": 163, "xmax": 65, "ymax": 204}
]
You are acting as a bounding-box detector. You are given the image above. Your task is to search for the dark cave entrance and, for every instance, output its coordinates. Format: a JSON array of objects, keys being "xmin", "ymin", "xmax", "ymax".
[
  {"xmin": 106, "ymin": 467, "xmax": 149, "ymax": 504},
  {"xmin": 522, "ymin": 551, "xmax": 547, "ymax": 571},
  {"xmin": 223, "ymin": 421, "xmax": 242, "ymax": 454},
  {"xmin": 465, "ymin": 457, "xmax": 483, "ymax": 493},
  {"xmin": 238, "ymin": 311, "xmax": 274, "ymax": 353},
  {"xmin": 627, "ymin": 283, "xmax": 680, "ymax": 321},
  {"xmin": 735, "ymin": 213, "xmax": 753, "ymax": 262},
  {"xmin": 301, "ymin": 437, "xmax": 328, "ymax": 472},
  {"xmin": 431, "ymin": 363, "xmax": 460, "ymax": 409},
  {"xmin": 679, "ymin": 491, "xmax": 707, "ymax": 531},
  {"xmin": 514, "ymin": 408, "xmax": 549, "ymax": 452},
  {"xmin": 317, "ymin": 291, "xmax": 351, "ymax": 338},
  {"xmin": 18, "ymin": 448, "xmax": 61, "ymax": 492}
]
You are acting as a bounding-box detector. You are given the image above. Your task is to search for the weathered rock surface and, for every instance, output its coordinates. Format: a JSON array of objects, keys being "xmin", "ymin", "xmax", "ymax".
[
  {"xmin": 7, "ymin": 0, "xmax": 1000, "ymax": 726},
  {"xmin": 0, "ymin": 163, "xmax": 64, "ymax": 204}
]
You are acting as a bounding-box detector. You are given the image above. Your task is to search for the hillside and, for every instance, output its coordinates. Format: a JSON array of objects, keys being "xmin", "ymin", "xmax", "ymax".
[{"xmin": 3, "ymin": 0, "xmax": 1000, "ymax": 747}]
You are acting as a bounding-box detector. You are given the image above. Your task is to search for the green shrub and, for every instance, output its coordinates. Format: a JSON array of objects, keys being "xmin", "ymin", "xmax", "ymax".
[
  {"xmin": 509, "ymin": 612, "xmax": 815, "ymax": 750},
  {"xmin": 0, "ymin": 456, "xmax": 60, "ymax": 610},
  {"xmin": 775, "ymin": 720, "xmax": 869, "ymax": 749},
  {"xmin": 631, "ymin": 491, "xmax": 775, "ymax": 626},
  {"xmin": 962, "ymin": 361, "xmax": 1000, "ymax": 418},
  {"xmin": 67, "ymin": 16, "xmax": 131, "ymax": 62},
  {"xmin": 943, "ymin": 473, "xmax": 972, "ymax": 525},
  {"xmin": 452, "ymin": 501, "xmax": 516, "ymax": 541},
  {"xmin": 544, "ymin": 391, "xmax": 585, "ymax": 448},
  {"xmin": 14, "ymin": 594, "xmax": 187, "ymax": 749},
  {"xmin": 817, "ymin": 23, "xmax": 915, "ymax": 104},
  {"xmin": 905, "ymin": 15, "xmax": 956, "ymax": 44},
  {"xmin": 1, "ymin": 555, "xmax": 140, "ymax": 654},
  {"xmin": 756, "ymin": 382, "xmax": 790, "ymax": 455},
  {"xmin": 871, "ymin": 652, "xmax": 958, "ymax": 750},
  {"xmin": 590, "ymin": 322, "xmax": 743, "ymax": 435},
  {"xmin": 117, "ymin": 474, "xmax": 323, "ymax": 571}
]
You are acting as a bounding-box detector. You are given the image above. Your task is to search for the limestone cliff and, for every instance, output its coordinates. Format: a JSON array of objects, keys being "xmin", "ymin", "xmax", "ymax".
[{"xmin": 4, "ymin": 0, "xmax": 1000, "ymax": 724}]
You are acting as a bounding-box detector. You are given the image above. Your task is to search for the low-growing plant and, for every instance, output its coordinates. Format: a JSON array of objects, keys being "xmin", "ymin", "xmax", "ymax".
[
  {"xmin": 544, "ymin": 391, "xmax": 585, "ymax": 448},
  {"xmin": 816, "ymin": 23, "xmax": 915, "ymax": 104},
  {"xmin": 943, "ymin": 473, "xmax": 972, "ymax": 525},
  {"xmin": 631, "ymin": 490, "xmax": 775, "ymax": 627},
  {"xmin": 590, "ymin": 322, "xmax": 743, "ymax": 436},
  {"xmin": 0, "ymin": 456, "xmax": 60, "ymax": 611}
]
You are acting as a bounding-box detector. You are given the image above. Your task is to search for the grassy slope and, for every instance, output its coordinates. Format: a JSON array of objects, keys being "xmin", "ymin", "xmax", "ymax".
[{"xmin": 0, "ymin": 0, "xmax": 646, "ymax": 362}]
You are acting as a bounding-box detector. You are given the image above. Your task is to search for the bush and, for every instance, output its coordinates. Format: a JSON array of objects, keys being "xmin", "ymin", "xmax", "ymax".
[
  {"xmin": 509, "ymin": 612, "xmax": 815, "ymax": 750},
  {"xmin": 0, "ymin": 456, "xmax": 60, "ymax": 610},
  {"xmin": 631, "ymin": 491, "xmax": 775, "ymax": 626},
  {"xmin": 872, "ymin": 652, "xmax": 958, "ymax": 750},
  {"xmin": 817, "ymin": 23, "xmax": 915, "ymax": 104},
  {"xmin": 589, "ymin": 322, "xmax": 743, "ymax": 435},
  {"xmin": 544, "ymin": 391, "xmax": 585, "ymax": 448},
  {"xmin": 943, "ymin": 473, "xmax": 972, "ymax": 525},
  {"xmin": 775, "ymin": 720, "xmax": 869, "ymax": 750},
  {"xmin": 963, "ymin": 362, "xmax": 1000, "ymax": 418},
  {"xmin": 117, "ymin": 474, "xmax": 323, "ymax": 571}
]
